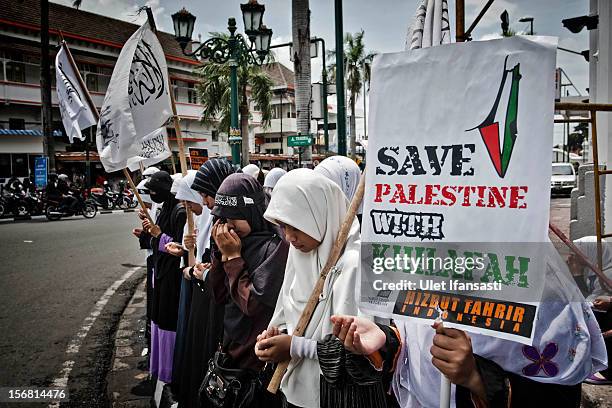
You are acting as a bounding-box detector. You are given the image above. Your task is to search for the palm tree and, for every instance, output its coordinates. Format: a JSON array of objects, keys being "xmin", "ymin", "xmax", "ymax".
[
  {"xmin": 291, "ymin": 0, "xmax": 312, "ymax": 163},
  {"xmin": 328, "ymin": 30, "xmax": 375, "ymax": 159},
  {"xmin": 195, "ymin": 38, "xmax": 273, "ymax": 165}
]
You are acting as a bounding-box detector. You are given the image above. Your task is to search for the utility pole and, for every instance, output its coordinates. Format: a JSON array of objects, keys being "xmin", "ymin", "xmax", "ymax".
[{"xmin": 40, "ymin": 0, "xmax": 55, "ymax": 171}]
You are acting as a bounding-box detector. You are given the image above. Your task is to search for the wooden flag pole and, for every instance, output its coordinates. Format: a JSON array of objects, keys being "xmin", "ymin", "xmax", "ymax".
[
  {"xmin": 59, "ymin": 32, "xmax": 153, "ymax": 221},
  {"xmin": 549, "ymin": 223, "xmax": 612, "ymax": 289},
  {"xmin": 267, "ymin": 170, "xmax": 366, "ymax": 394},
  {"xmin": 170, "ymin": 88, "xmax": 197, "ymax": 266},
  {"xmin": 124, "ymin": 168, "xmax": 154, "ymax": 224},
  {"xmin": 144, "ymin": 7, "xmax": 196, "ymax": 266}
]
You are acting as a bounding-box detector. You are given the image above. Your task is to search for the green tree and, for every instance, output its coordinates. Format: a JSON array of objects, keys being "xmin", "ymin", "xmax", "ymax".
[
  {"xmin": 195, "ymin": 34, "xmax": 273, "ymax": 166},
  {"xmin": 327, "ymin": 30, "xmax": 375, "ymax": 159},
  {"xmin": 568, "ymin": 122, "xmax": 589, "ymax": 153}
]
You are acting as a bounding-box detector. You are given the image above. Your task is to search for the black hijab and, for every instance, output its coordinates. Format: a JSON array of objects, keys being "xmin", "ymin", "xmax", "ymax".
[
  {"xmin": 191, "ymin": 158, "xmax": 235, "ymax": 198},
  {"xmin": 145, "ymin": 170, "xmax": 173, "ymax": 204},
  {"xmin": 211, "ymin": 173, "xmax": 272, "ymax": 233}
]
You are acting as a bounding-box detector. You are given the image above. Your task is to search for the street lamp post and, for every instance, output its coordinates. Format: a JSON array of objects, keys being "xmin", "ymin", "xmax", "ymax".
[{"xmin": 171, "ymin": 2, "xmax": 273, "ymax": 167}]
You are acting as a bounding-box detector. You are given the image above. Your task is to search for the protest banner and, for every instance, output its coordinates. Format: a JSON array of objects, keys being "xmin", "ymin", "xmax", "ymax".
[
  {"xmin": 189, "ymin": 148, "xmax": 209, "ymax": 170},
  {"xmin": 360, "ymin": 36, "xmax": 557, "ymax": 344}
]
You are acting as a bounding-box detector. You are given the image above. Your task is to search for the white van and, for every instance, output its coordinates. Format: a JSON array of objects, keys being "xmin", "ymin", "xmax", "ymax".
[{"xmin": 551, "ymin": 163, "xmax": 576, "ymax": 195}]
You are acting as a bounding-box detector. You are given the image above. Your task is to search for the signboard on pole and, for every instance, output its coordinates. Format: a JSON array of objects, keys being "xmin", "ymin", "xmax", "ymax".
[
  {"xmin": 359, "ymin": 36, "xmax": 557, "ymax": 344},
  {"xmin": 288, "ymin": 134, "xmax": 312, "ymax": 147},
  {"xmin": 189, "ymin": 147, "xmax": 209, "ymax": 170},
  {"xmin": 34, "ymin": 157, "xmax": 48, "ymax": 189}
]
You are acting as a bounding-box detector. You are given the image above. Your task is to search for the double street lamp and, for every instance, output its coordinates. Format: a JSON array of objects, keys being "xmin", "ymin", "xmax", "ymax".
[{"xmin": 171, "ymin": 0, "xmax": 273, "ymax": 166}]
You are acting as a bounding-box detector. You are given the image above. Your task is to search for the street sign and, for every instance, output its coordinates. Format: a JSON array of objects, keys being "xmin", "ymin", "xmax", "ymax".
[
  {"xmin": 287, "ymin": 134, "xmax": 312, "ymax": 147},
  {"xmin": 34, "ymin": 157, "xmax": 47, "ymax": 189},
  {"xmin": 189, "ymin": 148, "xmax": 209, "ymax": 170}
]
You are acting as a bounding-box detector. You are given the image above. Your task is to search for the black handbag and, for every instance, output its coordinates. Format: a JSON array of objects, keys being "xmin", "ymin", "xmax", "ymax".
[{"xmin": 199, "ymin": 350, "xmax": 259, "ymax": 408}]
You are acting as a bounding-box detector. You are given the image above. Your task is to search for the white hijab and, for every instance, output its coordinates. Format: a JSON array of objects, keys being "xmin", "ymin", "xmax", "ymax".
[
  {"xmin": 172, "ymin": 170, "xmax": 212, "ymax": 264},
  {"xmin": 392, "ymin": 246, "xmax": 607, "ymax": 408},
  {"xmin": 314, "ymin": 155, "xmax": 362, "ymax": 214},
  {"xmin": 573, "ymin": 236, "xmax": 612, "ymax": 301},
  {"xmin": 263, "ymin": 167, "xmax": 287, "ymax": 189},
  {"xmin": 264, "ymin": 169, "xmax": 361, "ymax": 408},
  {"xmin": 242, "ymin": 163, "xmax": 260, "ymax": 179}
]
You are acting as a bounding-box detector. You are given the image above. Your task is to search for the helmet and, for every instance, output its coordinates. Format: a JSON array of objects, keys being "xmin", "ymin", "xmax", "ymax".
[{"xmin": 58, "ymin": 174, "xmax": 69, "ymax": 181}]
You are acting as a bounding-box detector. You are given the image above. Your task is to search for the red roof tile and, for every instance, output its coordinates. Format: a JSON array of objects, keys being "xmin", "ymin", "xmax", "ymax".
[{"xmin": 0, "ymin": 0, "xmax": 198, "ymax": 65}]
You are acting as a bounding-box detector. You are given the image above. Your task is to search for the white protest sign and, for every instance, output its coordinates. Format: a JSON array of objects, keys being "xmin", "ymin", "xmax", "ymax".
[
  {"xmin": 360, "ymin": 36, "xmax": 557, "ymax": 344},
  {"xmin": 96, "ymin": 21, "xmax": 172, "ymax": 172}
]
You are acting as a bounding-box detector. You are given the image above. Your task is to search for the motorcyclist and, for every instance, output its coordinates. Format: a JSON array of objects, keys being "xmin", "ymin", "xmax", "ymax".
[
  {"xmin": 58, "ymin": 174, "xmax": 79, "ymax": 213},
  {"xmin": 5, "ymin": 176, "xmax": 23, "ymax": 195}
]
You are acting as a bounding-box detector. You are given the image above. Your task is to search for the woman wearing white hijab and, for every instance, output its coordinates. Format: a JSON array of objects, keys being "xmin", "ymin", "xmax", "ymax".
[
  {"xmin": 332, "ymin": 247, "xmax": 608, "ymax": 407},
  {"xmin": 263, "ymin": 167, "xmax": 287, "ymax": 194},
  {"xmin": 255, "ymin": 169, "xmax": 380, "ymax": 408},
  {"xmin": 169, "ymin": 170, "xmax": 222, "ymax": 406},
  {"xmin": 314, "ymin": 156, "xmax": 362, "ymax": 223}
]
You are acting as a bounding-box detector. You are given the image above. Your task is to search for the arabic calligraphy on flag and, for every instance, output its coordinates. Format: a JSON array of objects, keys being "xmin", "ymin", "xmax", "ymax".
[
  {"xmin": 55, "ymin": 44, "xmax": 97, "ymax": 143},
  {"xmin": 96, "ymin": 21, "xmax": 172, "ymax": 172}
]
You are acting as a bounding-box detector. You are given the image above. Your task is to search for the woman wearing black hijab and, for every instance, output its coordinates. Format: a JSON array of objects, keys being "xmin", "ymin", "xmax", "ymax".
[
  {"xmin": 142, "ymin": 171, "xmax": 186, "ymax": 386},
  {"xmin": 178, "ymin": 158, "xmax": 235, "ymax": 408},
  {"xmin": 207, "ymin": 173, "xmax": 289, "ymax": 407}
]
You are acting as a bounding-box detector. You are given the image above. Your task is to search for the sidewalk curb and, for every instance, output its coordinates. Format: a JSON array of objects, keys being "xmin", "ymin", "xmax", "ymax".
[
  {"xmin": 106, "ymin": 277, "xmax": 151, "ymax": 407},
  {"xmin": 582, "ymin": 384, "xmax": 612, "ymax": 408}
]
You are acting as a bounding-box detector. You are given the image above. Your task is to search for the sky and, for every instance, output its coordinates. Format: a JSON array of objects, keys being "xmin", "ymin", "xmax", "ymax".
[{"xmin": 54, "ymin": 0, "xmax": 591, "ymax": 144}]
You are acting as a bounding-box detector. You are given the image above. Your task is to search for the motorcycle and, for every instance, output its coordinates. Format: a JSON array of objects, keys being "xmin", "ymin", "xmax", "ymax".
[
  {"xmin": 122, "ymin": 188, "xmax": 137, "ymax": 209},
  {"xmin": 90, "ymin": 187, "xmax": 132, "ymax": 210},
  {"xmin": 45, "ymin": 191, "xmax": 97, "ymax": 221},
  {"xmin": 0, "ymin": 191, "xmax": 31, "ymax": 217},
  {"xmin": 24, "ymin": 191, "xmax": 45, "ymax": 215}
]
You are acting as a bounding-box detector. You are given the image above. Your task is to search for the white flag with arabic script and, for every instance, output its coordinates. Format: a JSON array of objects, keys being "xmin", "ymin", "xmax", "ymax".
[
  {"xmin": 96, "ymin": 21, "xmax": 172, "ymax": 172},
  {"xmin": 55, "ymin": 44, "xmax": 97, "ymax": 143}
]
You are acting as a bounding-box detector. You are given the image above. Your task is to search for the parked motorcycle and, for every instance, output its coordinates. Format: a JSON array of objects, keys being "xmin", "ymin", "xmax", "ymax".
[
  {"xmin": 24, "ymin": 191, "xmax": 45, "ymax": 215},
  {"xmin": 90, "ymin": 187, "xmax": 132, "ymax": 210},
  {"xmin": 45, "ymin": 191, "xmax": 97, "ymax": 221},
  {"xmin": 0, "ymin": 191, "xmax": 31, "ymax": 217}
]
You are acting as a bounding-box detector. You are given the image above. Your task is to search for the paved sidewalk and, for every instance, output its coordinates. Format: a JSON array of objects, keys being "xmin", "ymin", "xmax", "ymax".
[{"xmin": 106, "ymin": 279, "xmax": 151, "ymax": 407}]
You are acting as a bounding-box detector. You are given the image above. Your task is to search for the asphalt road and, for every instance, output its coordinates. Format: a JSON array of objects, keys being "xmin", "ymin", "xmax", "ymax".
[{"xmin": 0, "ymin": 212, "xmax": 146, "ymax": 407}]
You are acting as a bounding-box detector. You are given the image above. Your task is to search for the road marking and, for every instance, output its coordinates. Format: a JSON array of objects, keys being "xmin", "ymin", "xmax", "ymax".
[{"xmin": 48, "ymin": 265, "xmax": 143, "ymax": 408}]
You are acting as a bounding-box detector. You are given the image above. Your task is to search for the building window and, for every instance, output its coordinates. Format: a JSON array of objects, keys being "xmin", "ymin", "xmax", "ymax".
[
  {"xmin": 11, "ymin": 154, "xmax": 28, "ymax": 177},
  {"xmin": 8, "ymin": 118, "xmax": 25, "ymax": 130},
  {"xmin": 212, "ymin": 129, "xmax": 219, "ymax": 142},
  {"xmin": 266, "ymin": 149, "xmax": 280, "ymax": 154},
  {"xmin": 0, "ymin": 154, "xmax": 10, "ymax": 178},
  {"xmin": 264, "ymin": 137, "xmax": 281, "ymax": 144},
  {"xmin": 188, "ymin": 82, "xmax": 197, "ymax": 104},
  {"xmin": 6, "ymin": 60, "xmax": 26, "ymax": 83}
]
